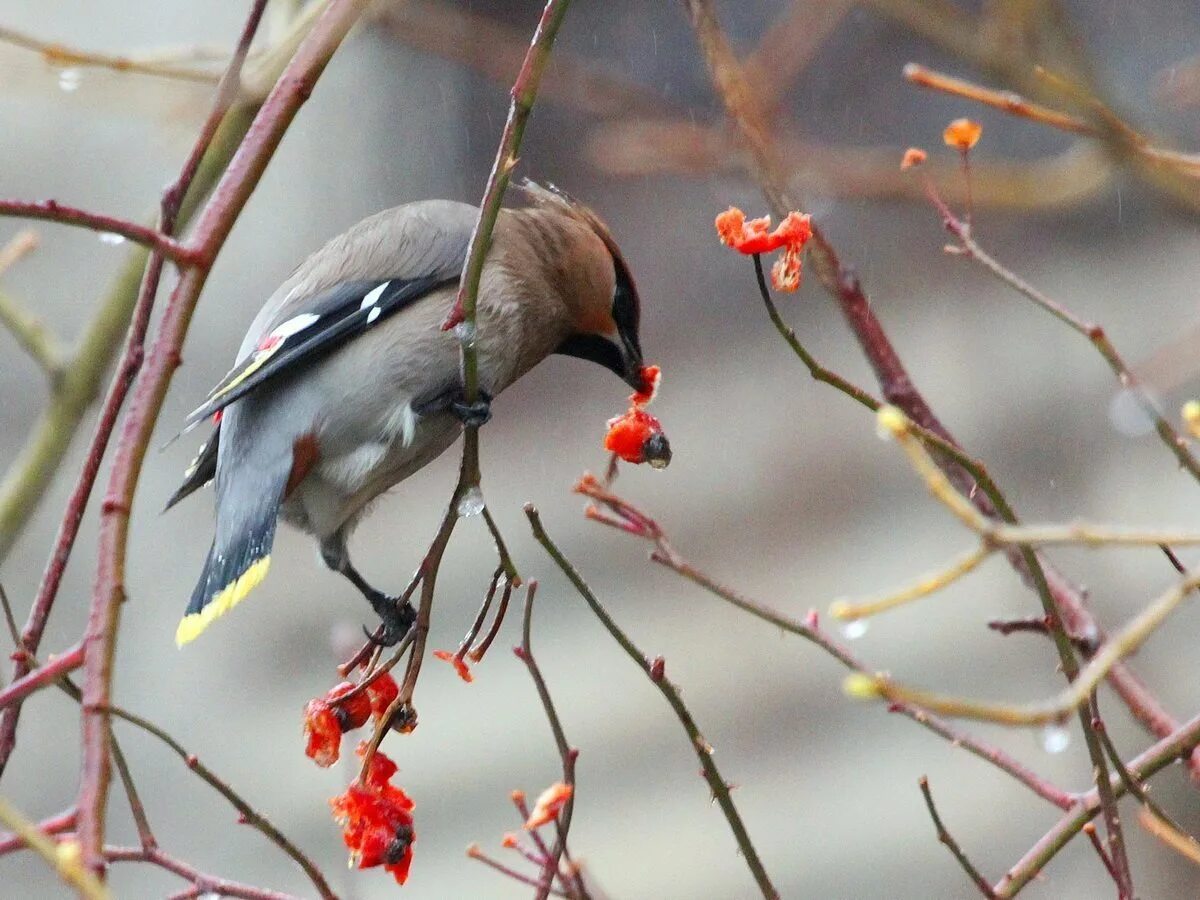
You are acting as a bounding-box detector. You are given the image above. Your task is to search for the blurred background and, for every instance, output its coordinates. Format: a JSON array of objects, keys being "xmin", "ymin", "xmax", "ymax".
[{"xmin": 1, "ymin": 1, "xmax": 1199, "ymax": 897}]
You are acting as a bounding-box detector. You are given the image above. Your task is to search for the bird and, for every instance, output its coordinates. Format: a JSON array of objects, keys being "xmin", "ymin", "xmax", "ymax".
[{"xmin": 166, "ymin": 183, "xmax": 656, "ymax": 647}]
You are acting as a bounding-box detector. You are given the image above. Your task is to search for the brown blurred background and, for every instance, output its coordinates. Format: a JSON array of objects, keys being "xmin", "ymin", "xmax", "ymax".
[{"xmin": 2, "ymin": 1, "xmax": 1200, "ymax": 897}]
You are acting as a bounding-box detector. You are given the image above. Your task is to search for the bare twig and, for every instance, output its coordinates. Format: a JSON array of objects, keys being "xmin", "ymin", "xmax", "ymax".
[
  {"xmin": 514, "ymin": 581, "xmax": 587, "ymax": 900},
  {"xmin": 918, "ymin": 776, "xmax": 997, "ymax": 897},
  {"xmin": 995, "ymin": 709, "xmax": 1200, "ymax": 896},
  {"xmin": 0, "ymin": 795, "xmax": 108, "ymax": 899},
  {"xmin": 0, "ymin": 24, "xmax": 224, "ymax": 84},
  {"xmin": 529, "ymin": 504, "xmax": 781, "ymax": 899},
  {"xmin": 105, "ymin": 845, "xmax": 300, "ymax": 900},
  {"xmin": 0, "ymin": 200, "xmax": 200, "ymax": 266},
  {"xmin": 104, "ymin": 704, "xmax": 335, "ymax": 899},
  {"xmin": 359, "ymin": 0, "xmax": 573, "ymax": 779},
  {"xmin": 905, "ymin": 62, "xmax": 1200, "ymax": 177},
  {"xmin": 578, "ymin": 478, "xmax": 1076, "ymax": 811},
  {"xmin": 927, "ymin": 194, "xmax": 1200, "ymax": 483},
  {"xmin": 845, "ymin": 563, "xmax": 1200, "ymax": 726},
  {"xmin": 79, "ymin": 0, "xmax": 366, "ymax": 873},
  {"xmin": 467, "ymin": 844, "xmax": 569, "ymax": 898},
  {"xmin": 0, "ymin": 807, "xmax": 75, "ymax": 857},
  {"xmin": 1138, "ymin": 808, "xmax": 1200, "ymax": 867}
]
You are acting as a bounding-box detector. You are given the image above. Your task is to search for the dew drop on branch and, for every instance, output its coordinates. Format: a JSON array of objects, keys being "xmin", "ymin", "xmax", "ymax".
[
  {"xmin": 453, "ymin": 321, "xmax": 477, "ymax": 347},
  {"xmin": 841, "ymin": 619, "xmax": 869, "ymax": 641},
  {"xmin": 98, "ymin": 232, "xmax": 126, "ymax": 245},
  {"xmin": 57, "ymin": 68, "xmax": 82, "ymax": 92},
  {"xmin": 457, "ymin": 485, "xmax": 484, "ymax": 518},
  {"xmin": 1039, "ymin": 723, "xmax": 1071, "ymax": 754}
]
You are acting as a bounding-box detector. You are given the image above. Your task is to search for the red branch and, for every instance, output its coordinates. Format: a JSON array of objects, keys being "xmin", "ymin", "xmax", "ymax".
[
  {"xmin": 0, "ymin": 0, "xmax": 271, "ymax": 787},
  {"xmin": 76, "ymin": 0, "xmax": 370, "ymax": 875},
  {"xmin": 105, "ymin": 845, "xmax": 302, "ymax": 900},
  {"xmin": 0, "ymin": 807, "xmax": 75, "ymax": 856},
  {"xmin": 0, "ymin": 200, "xmax": 202, "ymax": 266},
  {"xmin": 0, "ymin": 643, "xmax": 83, "ymax": 710}
]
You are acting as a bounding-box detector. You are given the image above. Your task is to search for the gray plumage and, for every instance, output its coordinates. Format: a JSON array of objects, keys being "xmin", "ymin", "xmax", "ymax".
[{"xmin": 173, "ymin": 188, "xmax": 647, "ymax": 645}]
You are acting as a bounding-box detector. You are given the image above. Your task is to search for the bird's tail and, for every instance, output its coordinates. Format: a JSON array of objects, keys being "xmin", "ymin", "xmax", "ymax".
[{"xmin": 175, "ymin": 457, "xmax": 289, "ymax": 647}]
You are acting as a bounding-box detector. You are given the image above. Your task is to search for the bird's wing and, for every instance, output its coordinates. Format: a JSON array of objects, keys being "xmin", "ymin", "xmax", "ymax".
[{"xmin": 183, "ymin": 275, "xmax": 456, "ymax": 429}]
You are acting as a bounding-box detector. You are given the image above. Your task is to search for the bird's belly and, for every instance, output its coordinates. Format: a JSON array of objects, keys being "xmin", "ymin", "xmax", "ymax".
[{"xmin": 281, "ymin": 411, "xmax": 461, "ymax": 539}]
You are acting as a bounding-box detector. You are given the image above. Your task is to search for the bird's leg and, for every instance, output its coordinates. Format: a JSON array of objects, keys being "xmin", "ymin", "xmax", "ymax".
[
  {"xmin": 341, "ymin": 563, "xmax": 416, "ymax": 647},
  {"xmin": 322, "ymin": 540, "xmax": 415, "ymax": 647},
  {"xmin": 449, "ymin": 388, "xmax": 492, "ymax": 428}
]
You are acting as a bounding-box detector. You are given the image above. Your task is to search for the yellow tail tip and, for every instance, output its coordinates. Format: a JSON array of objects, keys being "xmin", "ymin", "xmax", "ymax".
[{"xmin": 175, "ymin": 555, "xmax": 271, "ymax": 647}]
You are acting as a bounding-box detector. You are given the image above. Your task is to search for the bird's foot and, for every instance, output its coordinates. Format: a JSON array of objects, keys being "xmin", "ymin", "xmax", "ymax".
[
  {"xmin": 363, "ymin": 592, "xmax": 417, "ymax": 647},
  {"xmin": 450, "ymin": 389, "xmax": 492, "ymax": 428}
]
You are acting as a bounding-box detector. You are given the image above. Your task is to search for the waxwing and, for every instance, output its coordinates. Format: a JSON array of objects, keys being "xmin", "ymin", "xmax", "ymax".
[{"xmin": 167, "ymin": 183, "xmax": 656, "ymax": 646}]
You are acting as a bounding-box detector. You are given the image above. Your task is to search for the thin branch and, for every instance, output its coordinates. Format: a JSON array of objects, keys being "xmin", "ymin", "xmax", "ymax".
[
  {"xmin": 515, "ymin": 581, "xmax": 587, "ymax": 900},
  {"xmin": 528, "ymin": 504, "xmax": 781, "ymax": 900},
  {"xmin": 1093, "ymin": 711, "xmax": 1188, "ymax": 842},
  {"xmin": 0, "ymin": 289, "xmax": 63, "ymax": 376},
  {"xmin": 0, "ymin": 230, "xmax": 62, "ymax": 374},
  {"xmin": 906, "ymin": 63, "xmax": 1094, "ymax": 134},
  {"xmin": 79, "ymin": 0, "xmax": 364, "ymax": 873},
  {"xmin": 0, "ymin": 24, "xmax": 223, "ymax": 84},
  {"xmin": 0, "ymin": 200, "xmax": 200, "ymax": 266},
  {"xmin": 578, "ymin": 478, "xmax": 1075, "ymax": 811},
  {"xmin": 1138, "ymin": 807, "xmax": 1200, "ymax": 867},
  {"xmin": 1082, "ymin": 822, "xmax": 1122, "ymax": 887},
  {"xmin": 360, "ymin": 0, "xmax": 573, "ymax": 781},
  {"xmin": 904, "ymin": 62, "xmax": 1200, "ymax": 177},
  {"xmin": 878, "ymin": 403, "xmax": 1200, "ymax": 547},
  {"xmin": 995, "ymin": 708, "xmax": 1200, "ymax": 896},
  {"xmin": 936, "ymin": 209, "xmax": 1200, "ymax": 483},
  {"xmin": 918, "ymin": 776, "xmax": 997, "ymax": 897},
  {"xmin": 0, "ymin": 642, "xmax": 84, "ymax": 709},
  {"xmin": 467, "ymin": 845, "xmax": 569, "ymax": 898},
  {"xmin": 109, "ymin": 731, "xmax": 155, "ymax": 851},
  {"xmin": 445, "ymin": 0, "xmax": 574, "ymax": 352},
  {"xmin": 103, "ymin": 704, "xmax": 335, "ymax": 899},
  {"xmin": 846, "ymin": 566, "xmax": 1200, "ymax": 725},
  {"xmin": 987, "ymin": 616, "xmax": 1098, "ymax": 654},
  {"xmin": 105, "ymin": 845, "xmax": 300, "ymax": 900},
  {"xmin": 0, "ymin": 807, "xmax": 75, "ymax": 857},
  {"xmin": 830, "ymin": 542, "xmax": 991, "ymax": 621},
  {"xmin": 0, "ymin": 795, "xmax": 108, "ymax": 899}
]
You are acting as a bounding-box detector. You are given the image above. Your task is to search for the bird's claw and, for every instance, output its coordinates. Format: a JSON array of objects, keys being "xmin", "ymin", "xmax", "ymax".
[
  {"xmin": 363, "ymin": 595, "xmax": 416, "ymax": 647},
  {"xmin": 450, "ymin": 390, "xmax": 492, "ymax": 428}
]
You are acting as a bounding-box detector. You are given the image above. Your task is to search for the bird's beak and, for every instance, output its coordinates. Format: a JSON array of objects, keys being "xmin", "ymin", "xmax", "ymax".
[
  {"xmin": 618, "ymin": 338, "xmax": 645, "ymax": 391},
  {"xmin": 615, "ymin": 323, "xmax": 645, "ymax": 391},
  {"xmin": 554, "ymin": 327, "xmax": 644, "ymax": 389}
]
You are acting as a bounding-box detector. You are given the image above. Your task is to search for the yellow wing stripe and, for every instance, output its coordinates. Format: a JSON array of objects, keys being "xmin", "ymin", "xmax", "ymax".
[
  {"xmin": 208, "ymin": 345, "xmax": 280, "ymax": 402},
  {"xmin": 175, "ymin": 556, "xmax": 271, "ymax": 647}
]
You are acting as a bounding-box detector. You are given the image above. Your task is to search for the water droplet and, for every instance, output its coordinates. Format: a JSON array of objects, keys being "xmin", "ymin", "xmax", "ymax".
[
  {"xmin": 58, "ymin": 68, "xmax": 82, "ymax": 92},
  {"xmin": 1040, "ymin": 723, "xmax": 1071, "ymax": 754},
  {"xmin": 457, "ymin": 485, "xmax": 484, "ymax": 518},
  {"xmin": 841, "ymin": 619, "xmax": 869, "ymax": 640},
  {"xmin": 453, "ymin": 321, "xmax": 476, "ymax": 346},
  {"xmin": 98, "ymin": 232, "xmax": 125, "ymax": 245}
]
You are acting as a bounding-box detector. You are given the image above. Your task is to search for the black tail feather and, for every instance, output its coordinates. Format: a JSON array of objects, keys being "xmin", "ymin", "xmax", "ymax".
[{"xmin": 165, "ymin": 425, "xmax": 220, "ymax": 512}]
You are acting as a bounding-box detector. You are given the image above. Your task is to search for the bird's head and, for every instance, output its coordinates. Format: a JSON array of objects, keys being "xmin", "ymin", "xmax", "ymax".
[{"xmin": 517, "ymin": 182, "xmax": 650, "ymax": 395}]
